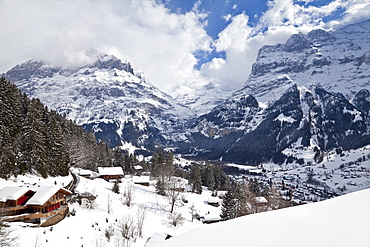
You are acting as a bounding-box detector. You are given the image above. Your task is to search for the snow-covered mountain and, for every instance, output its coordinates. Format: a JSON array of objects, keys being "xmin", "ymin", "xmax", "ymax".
[
  {"xmin": 4, "ymin": 20, "xmax": 370, "ymax": 164},
  {"xmin": 189, "ymin": 20, "xmax": 370, "ymax": 164},
  {"xmin": 242, "ymin": 20, "xmax": 370, "ymax": 104},
  {"xmin": 5, "ymin": 55, "xmax": 195, "ymax": 151}
]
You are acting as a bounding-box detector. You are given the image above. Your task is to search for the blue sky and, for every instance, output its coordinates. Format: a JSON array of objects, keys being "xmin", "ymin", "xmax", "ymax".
[
  {"xmin": 0, "ymin": 0, "xmax": 369, "ymax": 97},
  {"xmin": 161, "ymin": 0, "xmax": 347, "ymax": 69}
]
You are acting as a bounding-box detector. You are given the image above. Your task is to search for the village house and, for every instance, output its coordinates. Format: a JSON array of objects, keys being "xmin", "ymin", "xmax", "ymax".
[
  {"xmin": 98, "ymin": 167, "xmax": 124, "ymax": 181},
  {"xmin": 133, "ymin": 165, "xmax": 144, "ymax": 176},
  {"xmin": 0, "ymin": 186, "xmax": 72, "ymax": 226}
]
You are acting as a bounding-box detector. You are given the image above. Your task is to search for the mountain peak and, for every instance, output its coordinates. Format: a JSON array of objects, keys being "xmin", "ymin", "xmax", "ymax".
[
  {"xmin": 91, "ymin": 54, "xmax": 134, "ymax": 74},
  {"xmin": 284, "ymin": 32, "xmax": 313, "ymax": 52}
]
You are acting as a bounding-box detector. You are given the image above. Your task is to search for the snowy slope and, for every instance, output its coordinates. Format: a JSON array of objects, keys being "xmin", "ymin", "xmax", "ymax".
[
  {"xmin": 2, "ymin": 171, "xmax": 222, "ymax": 247},
  {"xmin": 153, "ymin": 187, "xmax": 370, "ymax": 247}
]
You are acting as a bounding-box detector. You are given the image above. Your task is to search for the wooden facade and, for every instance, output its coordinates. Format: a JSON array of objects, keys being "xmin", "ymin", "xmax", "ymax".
[{"xmin": 0, "ymin": 186, "xmax": 72, "ymax": 225}]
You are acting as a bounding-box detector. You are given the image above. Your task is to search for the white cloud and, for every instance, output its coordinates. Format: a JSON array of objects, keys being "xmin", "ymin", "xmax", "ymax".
[
  {"xmin": 0, "ymin": 0, "xmax": 369, "ymax": 98},
  {"xmin": 200, "ymin": 0, "xmax": 370, "ymax": 90},
  {"xmin": 0, "ymin": 0, "xmax": 212, "ymax": 96}
]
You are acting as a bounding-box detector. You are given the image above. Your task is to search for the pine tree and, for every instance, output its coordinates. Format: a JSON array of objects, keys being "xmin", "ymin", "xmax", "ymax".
[
  {"xmin": 112, "ymin": 180, "xmax": 120, "ymax": 194},
  {"xmin": 220, "ymin": 187, "xmax": 237, "ymax": 221},
  {"xmin": 20, "ymin": 98, "xmax": 49, "ymax": 177},
  {"xmin": 155, "ymin": 179, "xmax": 166, "ymax": 196},
  {"xmin": 190, "ymin": 163, "xmax": 202, "ymax": 194}
]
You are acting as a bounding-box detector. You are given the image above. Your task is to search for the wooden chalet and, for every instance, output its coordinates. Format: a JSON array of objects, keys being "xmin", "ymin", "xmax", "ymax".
[
  {"xmin": 0, "ymin": 186, "xmax": 72, "ymax": 225},
  {"xmin": 98, "ymin": 167, "xmax": 124, "ymax": 181},
  {"xmin": 0, "ymin": 186, "xmax": 35, "ymax": 216}
]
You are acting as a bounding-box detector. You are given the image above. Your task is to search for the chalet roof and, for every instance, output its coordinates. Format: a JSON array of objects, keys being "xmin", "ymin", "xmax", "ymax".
[
  {"xmin": 78, "ymin": 169, "xmax": 93, "ymax": 176},
  {"xmin": 98, "ymin": 167, "xmax": 124, "ymax": 176},
  {"xmin": 25, "ymin": 186, "xmax": 72, "ymax": 206},
  {"xmin": 0, "ymin": 186, "xmax": 33, "ymax": 202},
  {"xmin": 132, "ymin": 176, "xmax": 150, "ymax": 183},
  {"xmin": 207, "ymin": 196, "xmax": 220, "ymax": 204}
]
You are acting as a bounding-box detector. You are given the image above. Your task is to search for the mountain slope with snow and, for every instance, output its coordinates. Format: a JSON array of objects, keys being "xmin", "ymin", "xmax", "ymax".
[
  {"xmin": 188, "ymin": 20, "xmax": 370, "ymax": 164},
  {"xmin": 241, "ymin": 20, "xmax": 370, "ymax": 104},
  {"xmin": 5, "ymin": 55, "xmax": 195, "ymax": 150},
  {"xmin": 153, "ymin": 187, "xmax": 370, "ymax": 247}
]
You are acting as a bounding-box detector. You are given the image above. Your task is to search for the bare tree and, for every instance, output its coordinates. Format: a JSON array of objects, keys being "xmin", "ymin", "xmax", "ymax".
[
  {"xmin": 121, "ymin": 182, "xmax": 134, "ymax": 207},
  {"xmin": 165, "ymin": 177, "xmax": 185, "ymax": 213},
  {"xmin": 0, "ymin": 216, "xmax": 17, "ymax": 247},
  {"xmin": 93, "ymin": 235, "xmax": 106, "ymax": 247},
  {"xmin": 107, "ymin": 194, "xmax": 112, "ymax": 214},
  {"xmin": 118, "ymin": 215, "xmax": 137, "ymax": 247},
  {"xmin": 104, "ymin": 224, "xmax": 114, "ymax": 242},
  {"xmin": 136, "ymin": 206, "xmax": 147, "ymax": 238},
  {"xmin": 168, "ymin": 211, "xmax": 184, "ymax": 227}
]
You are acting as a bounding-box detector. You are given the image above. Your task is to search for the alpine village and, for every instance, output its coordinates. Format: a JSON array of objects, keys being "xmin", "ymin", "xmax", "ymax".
[{"xmin": 0, "ymin": 12, "xmax": 370, "ymax": 247}]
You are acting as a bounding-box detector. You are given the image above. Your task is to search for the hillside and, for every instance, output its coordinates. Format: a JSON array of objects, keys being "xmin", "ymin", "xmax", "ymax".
[
  {"xmin": 0, "ymin": 77, "xmax": 115, "ymax": 177},
  {"xmin": 2, "ymin": 170, "xmax": 369, "ymax": 247},
  {"xmin": 152, "ymin": 187, "xmax": 370, "ymax": 247}
]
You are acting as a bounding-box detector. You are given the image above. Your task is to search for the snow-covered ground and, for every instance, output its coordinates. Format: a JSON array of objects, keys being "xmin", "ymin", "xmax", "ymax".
[
  {"xmin": 1, "ymin": 172, "xmax": 221, "ymax": 247},
  {"xmin": 153, "ymin": 187, "xmax": 370, "ymax": 247},
  {"xmin": 2, "ymin": 148, "xmax": 370, "ymax": 247}
]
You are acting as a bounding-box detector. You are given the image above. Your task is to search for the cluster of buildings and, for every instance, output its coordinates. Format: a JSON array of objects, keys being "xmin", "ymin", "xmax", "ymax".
[{"xmin": 0, "ymin": 185, "xmax": 72, "ymax": 226}]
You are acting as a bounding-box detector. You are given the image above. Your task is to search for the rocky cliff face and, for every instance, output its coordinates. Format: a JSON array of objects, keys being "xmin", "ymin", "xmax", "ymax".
[
  {"xmin": 189, "ymin": 84, "xmax": 370, "ymax": 164},
  {"xmin": 188, "ymin": 20, "xmax": 370, "ymax": 164}
]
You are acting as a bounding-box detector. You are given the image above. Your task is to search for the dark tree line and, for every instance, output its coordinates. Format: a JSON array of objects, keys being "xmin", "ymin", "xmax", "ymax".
[
  {"xmin": 188, "ymin": 162, "xmax": 230, "ymax": 194},
  {"xmin": 0, "ymin": 77, "xmax": 142, "ymax": 178}
]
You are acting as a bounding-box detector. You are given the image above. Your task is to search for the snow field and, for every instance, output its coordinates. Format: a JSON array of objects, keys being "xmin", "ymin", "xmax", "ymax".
[{"xmin": 2, "ymin": 173, "xmax": 221, "ymax": 247}]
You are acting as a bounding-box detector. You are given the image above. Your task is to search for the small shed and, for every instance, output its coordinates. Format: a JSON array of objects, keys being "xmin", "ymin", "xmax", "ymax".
[
  {"xmin": 98, "ymin": 167, "xmax": 124, "ymax": 181},
  {"xmin": 202, "ymin": 213, "xmax": 221, "ymax": 224},
  {"xmin": 78, "ymin": 168, "xmax": 93, "ymax": 179},
  {"xmin": 207, "ymin": 196, "xmax": 220, "ymax": 207},
  {"xmin": 132, "ymin": 176, "xmax": 150, "ymax": 186}
]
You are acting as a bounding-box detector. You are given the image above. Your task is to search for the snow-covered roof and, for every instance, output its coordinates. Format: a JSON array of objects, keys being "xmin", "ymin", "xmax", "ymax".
[
  {"xmin": 78, "ymin": 169, "xmax": 92, "ymax": 176},
  {"xmin": 249, "ymin": 169, "xmax": 263, "ymax": 174},
  {"xmin": 132, "ymin": 176, "xmax": 150, "ymax": 183},
  {"xmin": 98, "ymin": 167, "xmax": 124, "ymax": 176},
  {"xmin": 254, "ymin": 197, "xmax": 268, "ymax": 204},
  {"xmin": 25, "ymin": 186, "xmax": 72, "ymax": 206},
  {"xmin": 207, "ymin": 196, "xmax": 220, "ymax": 204},
  {"xmin": 0, "ymin": 186, "xmax": 33, "ymax": 202},
  {"xmin": 134, "ymin": 165, "xmax": 143, "ymax": 170},
  {"xmin": 203, "ymin": 213, "xmax": 221, "ymax": 222}
]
